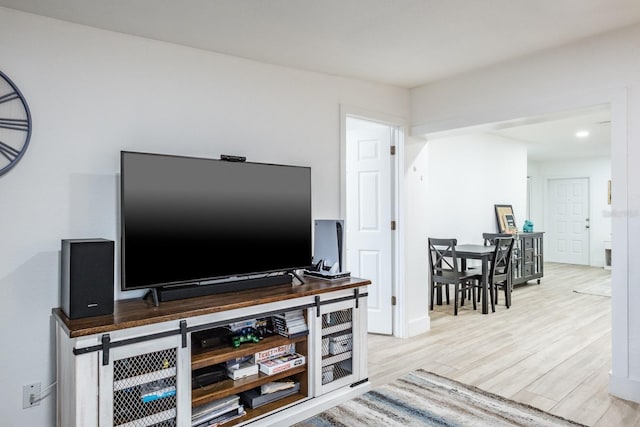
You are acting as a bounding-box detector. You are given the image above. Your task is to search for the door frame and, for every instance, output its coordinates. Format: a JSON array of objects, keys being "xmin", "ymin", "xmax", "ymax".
[
  {"xmin": 411, "ymin": 87, "xmax": 630, "ymax": 400},
  {"xmin": 340, "ymin": 104, "xmax": 406, "ymax": 338}
]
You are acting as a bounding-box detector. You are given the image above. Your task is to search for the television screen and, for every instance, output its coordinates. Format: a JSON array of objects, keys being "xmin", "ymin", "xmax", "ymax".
[{"xmin": 120, "ymin": 151, "xmax": 312, "ymax": 290}]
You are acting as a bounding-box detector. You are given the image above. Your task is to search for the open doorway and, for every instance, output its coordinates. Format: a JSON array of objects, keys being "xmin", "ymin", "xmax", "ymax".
[
  {"xmin": 415, "ymin": 104, "xmax": 611, "ymax": 271},
  {"xmin": 384, "ymin": 104, "xmax": 616, "ymax": 420}
]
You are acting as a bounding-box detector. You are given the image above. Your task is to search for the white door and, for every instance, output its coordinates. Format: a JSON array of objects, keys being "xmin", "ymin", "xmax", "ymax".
[
  {"xmin": 548, "ymin": 178, "xmax": 590, "ymax": 265},
  {"xmin": 345, "ymin": 117, "xmax": 393, "ymax": 335}
]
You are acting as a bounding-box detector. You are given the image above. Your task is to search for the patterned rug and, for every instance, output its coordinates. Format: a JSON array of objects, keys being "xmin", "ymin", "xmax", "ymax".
[{"xmin": 295, "ymin": 370, "xmax": 585, "ymax": 427}]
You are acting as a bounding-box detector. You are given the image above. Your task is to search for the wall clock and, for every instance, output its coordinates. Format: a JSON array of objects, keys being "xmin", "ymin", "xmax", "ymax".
[{"xmin": 0, "ymin": 70, "xmax": 32, "ymax": 177}]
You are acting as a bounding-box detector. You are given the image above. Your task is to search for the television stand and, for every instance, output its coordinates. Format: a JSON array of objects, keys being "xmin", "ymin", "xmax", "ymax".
[
  {"xmin": 53, "ymin": 276, "xmax": 371, "ymax": 427},
  {"xmin": 147, "ymin": 274, "xmax": 295, "ymax": 303}
]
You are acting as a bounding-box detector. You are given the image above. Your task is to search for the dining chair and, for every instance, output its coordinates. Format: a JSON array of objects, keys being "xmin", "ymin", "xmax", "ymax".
[
  {"xmin": 482, "ymin": 236, "xmax": 516, "ymax": 311},
  {"xmin": 464, "ymin": 233, "xmax": 513, "ymax": 302},
  {"xmin": 482, "ymin": 232, "xmax": 513, "ymax": 246},
  {"xmin": 428, "ymin": 238, "xmax": 479, "ymax": 315}
]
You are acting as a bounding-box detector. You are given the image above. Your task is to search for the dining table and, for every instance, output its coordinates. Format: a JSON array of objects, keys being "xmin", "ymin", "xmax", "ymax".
[{"xmin": 436, "ymin": 244, "xmax": 495, "ymax": 314}]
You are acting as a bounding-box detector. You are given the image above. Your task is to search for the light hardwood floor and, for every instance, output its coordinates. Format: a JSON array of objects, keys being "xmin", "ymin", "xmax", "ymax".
[{"xmin": 367, "ymin": 262, "xmax": 640, "ymax": 426}]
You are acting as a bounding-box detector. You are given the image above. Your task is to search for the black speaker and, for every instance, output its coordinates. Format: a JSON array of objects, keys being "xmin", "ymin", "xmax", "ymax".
[{"xmin": 61, "ymin": 239, "xmax": 114, "ymax": 319}]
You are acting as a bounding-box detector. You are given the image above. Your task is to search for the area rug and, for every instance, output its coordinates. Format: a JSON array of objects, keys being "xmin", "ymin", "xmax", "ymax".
[
  {"xmin": 295, "ymin": 370, "xmax": 585, "ymax": 427},
  {"xmin": 573, "ymin": 277, "xmax": 611, "ymax": 297}
]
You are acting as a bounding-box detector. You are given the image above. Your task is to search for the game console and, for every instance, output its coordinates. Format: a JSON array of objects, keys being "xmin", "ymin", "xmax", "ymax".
[
  {"xmin": 307, "ymin": 219, "xmax": 350, "ymax": 280},
  {"xmin": 192, "ymin": 327, "xmax": 232, "ymax": 349}
]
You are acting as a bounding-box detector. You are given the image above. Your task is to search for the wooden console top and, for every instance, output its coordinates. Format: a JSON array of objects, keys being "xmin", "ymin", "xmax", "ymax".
[{"xmin": 52, "ymin": 276, "xmax": 370, "ymax": 338}]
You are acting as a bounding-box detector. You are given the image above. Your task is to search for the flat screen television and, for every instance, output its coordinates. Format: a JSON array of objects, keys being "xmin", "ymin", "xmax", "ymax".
[{"xmin": 120, "ymin": 151, "xmax": 312, "ymax": 293}]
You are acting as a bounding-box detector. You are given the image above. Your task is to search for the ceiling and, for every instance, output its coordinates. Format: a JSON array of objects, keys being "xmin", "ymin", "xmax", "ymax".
[
  {"xmin": 490, "ymin": 107, "xmax": 611, "ymax": 161},
  {"xmin": 0, "ymin": 1, "xmax": 625, "ymax": 160},
  {"xmin": 1, "ymin": 0, "xmax": 640, "ymax": 88}
]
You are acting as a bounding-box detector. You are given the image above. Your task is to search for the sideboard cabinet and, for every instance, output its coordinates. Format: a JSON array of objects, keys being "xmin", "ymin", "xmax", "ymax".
[
  {"xmin": 53, "ymin": 277, "xmax": 370, "ymax": 427},
  {"xmin": 512, "ymin": 232, "xmax": 544, "ymax": 285}
]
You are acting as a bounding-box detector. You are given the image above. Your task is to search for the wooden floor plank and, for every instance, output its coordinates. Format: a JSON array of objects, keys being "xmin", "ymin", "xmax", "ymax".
[{"xmin": 367, "ymin": 262, "xmax": 640, "ymax": 426}]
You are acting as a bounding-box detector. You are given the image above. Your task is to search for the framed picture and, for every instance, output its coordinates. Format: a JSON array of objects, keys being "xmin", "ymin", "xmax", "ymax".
[{"xmin": 494, "ymin": 204, "xmax": 517, "ymax": 233}]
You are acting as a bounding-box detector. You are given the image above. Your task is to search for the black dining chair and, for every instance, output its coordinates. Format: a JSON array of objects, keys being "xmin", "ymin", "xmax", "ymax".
[
  {"xmin": 482, "ymin": 232, "xmax": 513, "ymax": 246},
  {"xmin": 428, "ymin": 238, "xmax": 479, "ymax": 315},
  {"xmin": 480, "ymin": 236, "xmax": 515, "ymax": 311},
  {"xmin": 465, "ymin": 233, "xmax": 513, "ymax": 302}
]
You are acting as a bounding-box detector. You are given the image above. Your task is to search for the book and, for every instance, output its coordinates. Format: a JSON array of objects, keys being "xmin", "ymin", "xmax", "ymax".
[
  {"xmin": 258, "ymin": 353, "xmax": 306, "ymax": 375},
  {"xmin": 272, "ymin": 311, "xmax": 308, "ymax": 338},
  {"xmin": 253, "ymin": 344, "xmax": 296, "ymax": 364},
  {"xmin": 193, "ymin": 404, "xmax": 245, "ymax": 427},
  {"xmin": 274, "ymin": 310, "xmax": 304, "ymax": 319},
  {"xmin": 192, "ymin": 396, "xmax": 240, "ymax": 424},
  {"xmin": 261, "ymin": 380, "xmax": 296, "ymax": 394}
]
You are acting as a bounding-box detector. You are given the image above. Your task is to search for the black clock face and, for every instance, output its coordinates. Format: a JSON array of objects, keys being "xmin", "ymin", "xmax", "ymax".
[{"xmin": 0, "ymin": 70, "xmax": 31, "ymax": 177}]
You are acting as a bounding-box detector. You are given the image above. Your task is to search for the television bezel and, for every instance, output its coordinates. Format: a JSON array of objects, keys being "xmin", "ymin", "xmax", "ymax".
[{"xmin": 119, "ymin": 150, "xmax": 312, "ymax": 291}]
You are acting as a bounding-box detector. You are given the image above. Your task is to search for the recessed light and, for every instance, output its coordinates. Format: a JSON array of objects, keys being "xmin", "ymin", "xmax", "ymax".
[{"xmin": 575, "ymin": 130, "xmax": 590, "ymax": 138}]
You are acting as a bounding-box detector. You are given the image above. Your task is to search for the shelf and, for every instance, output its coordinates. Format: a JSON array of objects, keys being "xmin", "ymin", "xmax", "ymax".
[
  {"xmin": 113, "ymin": 367, "xmax": 177, "ymax": 391},
  {"xmin": 116, "ymin": 408, "xmax": 176, "ymax": 427},
  {"xmin": 219, "ymin": 393, "xmax": 308, "ymax": 427},
  {"xmin": 191, "ymin": 365, "xmax": 307, "ymax": 408},
  {"xmin": 192, "ymin": 334, "xmax": 307, "ymax": 371},
  {"xmin": 321, "ymin": 321, "xmax": 352, "ymax": 336},
  {"xmin": 322, "ymin": 351, "xmax": 352, "ymax": 367}
]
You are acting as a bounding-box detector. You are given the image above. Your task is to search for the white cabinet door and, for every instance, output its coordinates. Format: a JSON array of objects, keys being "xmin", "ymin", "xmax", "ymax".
[
  {"xmin": 98, "ymin": 334, "xmax": 190, "ymax": 427},
  {"xmin": 312, "ymin": 296, "xmax": 367, "ymax": 396}
]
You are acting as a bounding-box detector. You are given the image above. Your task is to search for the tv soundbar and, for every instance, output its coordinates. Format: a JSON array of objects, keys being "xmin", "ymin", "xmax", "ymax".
[{"xmin": 153, "ymin": 274, "xmax": 293, "ymax": 302}]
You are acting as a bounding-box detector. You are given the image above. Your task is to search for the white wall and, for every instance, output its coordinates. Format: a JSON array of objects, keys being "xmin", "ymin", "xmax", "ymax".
[
  {"xmin": 402, "ymin": 132, "xmax": 527, "ymax": 335},
  {"xmin": 0, "ymin": 8, "xmax": 409, "ymax": 425},
  {"xmin": 404, "ymin": 137, "xmax": 430, "ymax": 336},
  {"xmin": 411, "ymin": 24, "xmax": 640, "ymax": 402},
  {"xmin": 423, "ymin": 133, "xmax": 527, "ymax": 243},
  {"xmin": 528, "ymin": 157, "xmax": 612, "ymax": 267}
]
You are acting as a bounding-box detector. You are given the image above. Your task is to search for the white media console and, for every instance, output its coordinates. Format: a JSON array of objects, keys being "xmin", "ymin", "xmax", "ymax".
[{"xmin": 53, "ymin": 277, "xmax": 370, "ymax": 426}]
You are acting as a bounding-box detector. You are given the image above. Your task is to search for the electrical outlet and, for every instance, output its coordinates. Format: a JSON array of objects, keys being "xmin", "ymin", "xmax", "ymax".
[{"xmin": 22, "ymin": 382, "xmax": 41, "ymax": 409}]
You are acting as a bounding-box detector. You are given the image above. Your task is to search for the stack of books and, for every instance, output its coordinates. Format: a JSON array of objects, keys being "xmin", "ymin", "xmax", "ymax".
[
  {"xmin": 191, "ymin": 395, "xmax": 245, "ymax": 427},
  {"xmin": 272, "ymin": 311, "xmax": 308, "ymax": 338}
]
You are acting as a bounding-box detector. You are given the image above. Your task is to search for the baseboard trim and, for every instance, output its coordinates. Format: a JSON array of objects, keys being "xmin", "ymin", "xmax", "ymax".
[
  {"xmin": 406, "ymin": 315, "xmax": 430, "ymax": 338},
  {"xmin": 609, "ymin": 373, "xmax": 640, "ymax": 403}
]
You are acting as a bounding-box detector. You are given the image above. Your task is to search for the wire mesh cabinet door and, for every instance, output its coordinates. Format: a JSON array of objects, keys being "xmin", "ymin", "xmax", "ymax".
[
  {"xmin": 98, "ymin": 334, "xmax": 189, "ymax": 427},
  {"xmin": 312, "ymin": 298, "xmax": 363, "ymax": 395}
]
